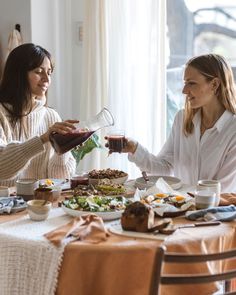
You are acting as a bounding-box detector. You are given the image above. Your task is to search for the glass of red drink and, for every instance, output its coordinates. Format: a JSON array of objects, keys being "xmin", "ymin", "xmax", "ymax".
[
  {"xmin": 70, "ymin": 174, "xmax": 89, "ymax": 189},
  {"xmin": 107, "ymin": 130, "xmax": 126, "ymax": 153}
]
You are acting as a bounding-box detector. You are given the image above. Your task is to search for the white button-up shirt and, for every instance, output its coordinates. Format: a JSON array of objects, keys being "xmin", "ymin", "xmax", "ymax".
[{"xmin": 129, "ymin": 109, "xmax": 236, "ymax": 192}]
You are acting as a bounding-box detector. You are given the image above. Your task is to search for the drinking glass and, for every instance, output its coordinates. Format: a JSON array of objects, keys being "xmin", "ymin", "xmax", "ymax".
[
  {"xmin": 70, "ymin": 173, "xmax": 89, "ymax": 189},
  {"xmin": 107, "ymin": 129, "xmax": 126, "ymax": 153}
]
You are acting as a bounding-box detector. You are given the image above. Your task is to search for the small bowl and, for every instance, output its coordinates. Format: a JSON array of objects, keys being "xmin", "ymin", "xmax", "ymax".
[{"xmin": 27, "ymin": 199, "xmax": 52, "ymax": 221}]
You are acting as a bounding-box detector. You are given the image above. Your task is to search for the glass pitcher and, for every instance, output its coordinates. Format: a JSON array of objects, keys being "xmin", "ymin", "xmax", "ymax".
[{"xmin": 49, "ymin": 107, "xmax": 114, "ymax": 154}]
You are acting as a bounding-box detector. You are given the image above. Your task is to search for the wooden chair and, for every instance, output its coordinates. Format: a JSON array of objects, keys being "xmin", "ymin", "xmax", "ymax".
[{"xmin": 150, "ymin": 246, "xmax": 236, "ymax": 295}]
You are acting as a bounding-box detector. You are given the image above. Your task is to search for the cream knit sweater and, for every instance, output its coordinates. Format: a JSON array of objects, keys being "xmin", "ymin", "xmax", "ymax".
[{"xmin": 0, "ymin": 98, "xmax": 76, "ymax": 186}]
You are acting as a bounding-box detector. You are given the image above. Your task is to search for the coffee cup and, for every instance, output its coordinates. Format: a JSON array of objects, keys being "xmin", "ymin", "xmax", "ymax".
[
  {"xmin": 197, "ymin": 180, "xmax": 221, "ymax": 206},
  {"xmin": 16, "ymin": 179, "xmax": 39, "ymax": 200},
  {"xmin": 0, "ymin": 186, "xmax": 10, "ymax": 198},
  {"xmin": 195, "ymin": 190, "xmax": 216, "ymax": 209}
]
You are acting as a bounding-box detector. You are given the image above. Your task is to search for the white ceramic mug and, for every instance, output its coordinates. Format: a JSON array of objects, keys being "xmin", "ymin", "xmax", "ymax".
[
  {"xmin": 16, "ymin": 179, "xmax": 39, "ymax": 198},
  {"xmin": 0, "ymin": 186, "xmax": 10, "ymax": 198},
  {"xmin": 194, "ymin": 190, "xmax": 216, "ymax": 209},
  {"xmin": 197, "ymin": 180, "xmax": 221, "ymax": 206}
]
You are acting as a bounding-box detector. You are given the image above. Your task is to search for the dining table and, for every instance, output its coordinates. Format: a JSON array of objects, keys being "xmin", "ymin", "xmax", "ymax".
[{"xmin": 1, "ymin": 187, "xmax": 236, "ymax": 295}]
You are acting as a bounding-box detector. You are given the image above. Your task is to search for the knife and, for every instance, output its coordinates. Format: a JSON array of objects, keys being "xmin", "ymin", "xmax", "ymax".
[
  {"xmin": 159, "ymin": 220, "xmax": 221, "ymax": 235},
  {"xmin": 175, "ymin": 220, "xmax": 221, "ymax": 229}
]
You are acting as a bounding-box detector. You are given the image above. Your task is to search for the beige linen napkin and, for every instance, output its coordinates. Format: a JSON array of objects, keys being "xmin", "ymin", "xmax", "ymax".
[
  {"xmin": 44, "ymin": 214, "xmax": 109, "ymax": 246},
  {"xmin": 220, "ymin": 193, "xmax": 236, "ymax": 206}
]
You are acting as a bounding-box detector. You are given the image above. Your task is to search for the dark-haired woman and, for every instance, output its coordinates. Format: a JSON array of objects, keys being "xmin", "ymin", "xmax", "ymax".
[{"xmin": 0, "ymin": 43, "xmax": 77, "ymax": 186}]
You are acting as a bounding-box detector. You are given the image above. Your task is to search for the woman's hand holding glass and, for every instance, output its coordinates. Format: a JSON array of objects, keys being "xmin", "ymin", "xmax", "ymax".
[{"xmin": 105, "ymin": 135, "xmax": 138, "ymax": 154}]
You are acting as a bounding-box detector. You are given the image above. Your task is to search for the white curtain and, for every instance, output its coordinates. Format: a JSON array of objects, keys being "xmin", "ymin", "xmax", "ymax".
[
  {"xmin": 77, "ymin": 0, "xmax": 109, "ymax": 174},
  {"xmin": 78, "ymin": 0, "xmax": 167, "ymax": 178}
]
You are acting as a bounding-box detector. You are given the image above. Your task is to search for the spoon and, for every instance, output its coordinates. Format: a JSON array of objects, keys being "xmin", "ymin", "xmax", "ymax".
[{"xmin": 41, "ymin": 199, "xmax": 48, "ymax": 206}]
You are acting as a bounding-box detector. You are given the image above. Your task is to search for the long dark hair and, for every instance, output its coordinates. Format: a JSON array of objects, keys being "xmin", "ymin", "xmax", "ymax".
[{"xmin": 0, "ymin": 43, "xmax": 54, "ymax": 128}]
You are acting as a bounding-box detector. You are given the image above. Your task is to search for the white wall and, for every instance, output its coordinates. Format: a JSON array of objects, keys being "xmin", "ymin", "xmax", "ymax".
[
  {"xmin": 71, "ymin": 0, "xmax": 84, "ymax": 119},
  {"xmin": 31, "ymin": 0, "xmax": 84, "ymax": 120},
  {"xmin": 0, "ymin": 0, "xmax": 31, "ymax": 75},
  {"xmin": 0, "ymin": 0, "xmax": 84, "ymax": 120}
]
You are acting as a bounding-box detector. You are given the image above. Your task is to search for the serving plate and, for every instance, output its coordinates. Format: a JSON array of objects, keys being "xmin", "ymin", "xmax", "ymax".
[
  {"xmin": 154, "ymin": 209, "xmax": 188, "ymax": 218},
  {"xmin": 134, "ymin": 175, "xmax": 182, "ymax": 190},
  {"xmin": 108, "ymin": 223, "xmax": 167, "ymax": 240},
  {"xmin": 39, "ymin": 179, "xmax": 70, "ymax": 191},
  {"xmin": 61, "ymin": 204, "xmax": 123, "ymax": 221}
]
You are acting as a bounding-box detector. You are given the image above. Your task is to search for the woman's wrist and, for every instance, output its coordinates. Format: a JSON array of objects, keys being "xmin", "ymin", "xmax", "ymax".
[
  {"xmin": 129, "ymin": 140, "xmax": 138, "ymax": 154},
  {"xmin": 40, "ymin": 133, "xmax": 49, "ymax": 144}
]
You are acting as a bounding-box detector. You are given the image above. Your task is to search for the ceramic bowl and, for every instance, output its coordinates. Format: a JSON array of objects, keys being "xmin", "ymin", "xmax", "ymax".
[
  {"xmin": 27, "ymin": 199, "xmax": 52, "ymax": 221},
  {"xmin": 34, "ymin": 187, "xmax": 61, "ymax": 202},
  {"xmin": 89, "ymin": 174, "xmax": 128, "ymax": 186},
  {"xmin": 0, "ymin": 186, "xmax": 10, "ymax": 198}
]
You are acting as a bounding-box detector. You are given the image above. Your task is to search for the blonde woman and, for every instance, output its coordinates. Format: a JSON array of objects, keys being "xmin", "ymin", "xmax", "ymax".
[{"xmin": 113, "ymin": 54, "xmax": 236, "ymax": 192}]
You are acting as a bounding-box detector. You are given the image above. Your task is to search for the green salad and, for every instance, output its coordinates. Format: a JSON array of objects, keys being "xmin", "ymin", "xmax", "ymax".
[{"xmin": 63, "ymin": 195, "xmax": 131, "ymax": 212}]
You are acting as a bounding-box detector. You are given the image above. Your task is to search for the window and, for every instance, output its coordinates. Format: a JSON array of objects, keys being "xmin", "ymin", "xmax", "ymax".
[{"xmin": 166, "ymin": 0, "xmax": 236, "ymax": 135}]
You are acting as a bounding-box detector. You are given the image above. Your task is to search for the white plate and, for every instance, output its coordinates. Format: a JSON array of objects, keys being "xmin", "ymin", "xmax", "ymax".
[
  {"xmin": 134, "ymin": 175, "xmax": 182, "ymax": 190},
  {"xmin": 0, "ymin": 197, "xmax": 27, "ymax": 213},
  {"xmin": 108, "ymin": 223, "xmax": 167, "ymax": 241},
  {"xmin": 39, "ymin": 179, "xmax": 70, "ymax": 191},
  {"xmin": 61, "ymin": 204, "xmax": 123, "ymax": 221}
]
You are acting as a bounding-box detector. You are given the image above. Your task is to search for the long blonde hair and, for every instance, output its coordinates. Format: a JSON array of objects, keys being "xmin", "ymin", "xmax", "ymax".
[{"xmin": 183, "ymin": 54, "xmax": 236, "ymax": 135}]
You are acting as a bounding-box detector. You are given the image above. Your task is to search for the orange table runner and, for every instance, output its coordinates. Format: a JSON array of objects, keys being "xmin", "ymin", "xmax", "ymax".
[{"xmin": 1, "ymin": 211, "xmax": 236, "ymax": 295}]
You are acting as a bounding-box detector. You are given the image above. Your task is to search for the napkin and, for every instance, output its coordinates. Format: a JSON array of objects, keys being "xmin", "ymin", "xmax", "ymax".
[
  {"xmin": 44, "ymin": 214, "xmax": 110, "ymax": 247},
  {"xmin": 186, "ymin": 205, "xmax": 236, "ymax": 222},
  {"xmin": 0, "ymin": 197, "xmax": 26, "ymax": 214},
  {"xmin": 220, "ymin": 193, "xmax": 236, "ymax": 206}
]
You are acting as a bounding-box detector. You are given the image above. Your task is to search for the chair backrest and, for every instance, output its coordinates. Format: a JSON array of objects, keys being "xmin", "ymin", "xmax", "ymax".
[{"xmin": 156, "ymin": 245, "xmax": 236, "ymax": 295}]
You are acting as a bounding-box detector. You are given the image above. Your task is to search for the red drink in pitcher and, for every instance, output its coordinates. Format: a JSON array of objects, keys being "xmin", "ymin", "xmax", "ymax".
[
  {"xmin": 49, "ymin": 130, "xmax": 95, "ymax": 155},
  {"xmin": 49, "ymin": 108, "xmax": 114, "ymax": 154}
]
